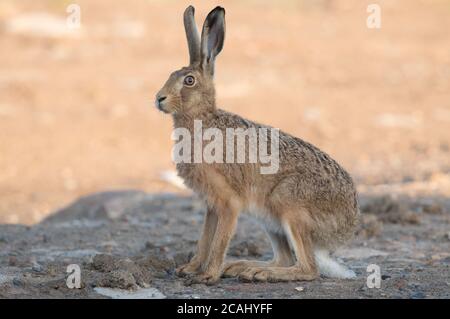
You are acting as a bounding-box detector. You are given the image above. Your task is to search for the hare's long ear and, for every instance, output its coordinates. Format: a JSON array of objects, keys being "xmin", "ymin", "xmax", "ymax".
[
  {"xmin": 184, "ymin": 6, "xmax": 200, "ymax": 65},
  {"xmin": 200, "ymin": 6, "xmax": 225, "ymax": 76}
]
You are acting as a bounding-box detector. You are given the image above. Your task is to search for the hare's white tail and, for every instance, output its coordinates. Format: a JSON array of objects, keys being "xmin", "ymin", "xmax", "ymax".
[
  {"xmin": 160, "ymin": 170, "xmax": 186, "ymax": 190},
  {"xmin": 314, "ymin": 250, "xmax": 356, "ymax": 279}
]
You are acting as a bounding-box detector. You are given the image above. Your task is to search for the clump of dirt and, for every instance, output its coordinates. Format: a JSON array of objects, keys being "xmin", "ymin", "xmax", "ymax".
[
  {"xmin": 7, "ymin": 255, "xmax": 33, "ymax": 268},
  {"xmin": 419, "ymin": 203, "xmax": 445, "ymax": 215},
  {"xmin": 361, "ymin": 195, "xmax": 420, "ymax": 225},
  {"xmin": 88, "ymin": 254, "xmax": 154, "ymax": 290},
  {"xmin": 98, "ymin": 270, "xmax": 137, "ymax": 290},
  {"xmin": 229, "ymin": 240, "xmax": 264, "ymax": 257},
  {"xmin": 91, "ymin": 254, "xmax": 118, "ymax": 272},
  {"xmin": 132, "ymin": 252, "xmax": 176, "ymax": 278},
  {"xmin": 356, "ymin": 213, "xmax": 383, "ymax": 238}
]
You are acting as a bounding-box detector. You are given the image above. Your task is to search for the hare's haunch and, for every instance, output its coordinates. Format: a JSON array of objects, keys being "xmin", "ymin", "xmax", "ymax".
[{"xmin": 155, "ymin": 6, "xmax": 359, "ymax": 285}]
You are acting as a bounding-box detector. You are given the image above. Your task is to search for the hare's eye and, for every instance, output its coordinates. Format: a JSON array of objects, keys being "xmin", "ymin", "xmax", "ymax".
[{"xmin": 184, "ymin": 75, "xmax": 195, "ymax": 86}]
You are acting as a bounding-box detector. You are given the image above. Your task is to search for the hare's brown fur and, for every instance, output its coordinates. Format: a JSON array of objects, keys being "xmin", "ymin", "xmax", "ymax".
[{"xmin": 155, "ymin": 6, "xmax": 359, "ymax": 285}]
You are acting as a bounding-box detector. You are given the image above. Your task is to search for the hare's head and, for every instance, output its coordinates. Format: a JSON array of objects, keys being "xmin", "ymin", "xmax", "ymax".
[{"xmin": 155, "ymin": 6, "xmax": 225, "ymax": 116}]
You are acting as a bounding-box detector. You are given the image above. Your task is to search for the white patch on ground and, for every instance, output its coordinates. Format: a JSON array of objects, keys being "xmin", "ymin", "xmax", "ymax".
[
  {"xmin": 94, "ymin": 287, "xmax": 166, "ymax": 299},
  {"xmin": 0, "ymin": 274, "xmax": 13, "ymax": 285},
  {"xmin": 49, "ymin": 219, "xmax": 106, "ymax": 229},
  {"xmin": 335, "ymin": 248, "xmax": 389, "ymax": 259},
  {"xmin": 29, "ymin": 248, "xmax": 101, "ymax": 261}
]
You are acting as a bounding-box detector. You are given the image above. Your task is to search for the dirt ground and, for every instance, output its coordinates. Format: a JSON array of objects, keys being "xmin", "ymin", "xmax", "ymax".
[
  {"xmin": 0, "ymin": 0, "xmax": 449, "ymax": 298},
  {"xmin": 0, "ymin": 191, "xmax": 449, "ymax": 298}
]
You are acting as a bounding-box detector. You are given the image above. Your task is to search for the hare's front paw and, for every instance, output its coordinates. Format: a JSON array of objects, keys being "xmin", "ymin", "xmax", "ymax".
[
  {"xmin": 184, "ymin": 272, "xmax": 220, "ymax": 286},
  {"xmin": 176, "ymin": 260, "xmax": 201, "ymax": 277}
]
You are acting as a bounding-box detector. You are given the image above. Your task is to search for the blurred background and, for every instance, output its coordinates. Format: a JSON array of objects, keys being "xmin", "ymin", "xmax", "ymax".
[{"xmin": 0, "ymin": 0, "xmax": 449, "ymax": 224}]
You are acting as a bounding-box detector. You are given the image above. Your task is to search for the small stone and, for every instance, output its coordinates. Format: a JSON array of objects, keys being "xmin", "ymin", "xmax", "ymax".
[
  {"xmin": 144, "ymin": 241, "xmax": 157, "ymax": 250},
  {"xmin": 410, "ymin": 291, "xmax": 425, "ymax": 299},
  {"xmin": 422, "ymin": 203, "xmax": 443, "ymax": 215},
  {"xmin": 13, "ymin": 277, "xmax": 23, "ymax": 286},
  {"xmin": 295, "ymin": 286, "xmax": 304, "ymax": 292},
  {"xmin": 8, "ymin": 256, "xmax": 18, "ymax": 266},
  {"xmin": 32, "ymin": 262, "xmax": 44, "ymax": 273},
  {"xmin": 159, "ymin": 246, "xmax": 170, "ymax": 253}
]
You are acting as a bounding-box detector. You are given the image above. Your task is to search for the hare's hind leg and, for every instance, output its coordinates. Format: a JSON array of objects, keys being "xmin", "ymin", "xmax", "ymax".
[
  {"xmin": 222, "ymin": 228, "xmax": 295, "ymax": 278},
  {"xmin": 177, "ymin": 206, "xmax": 218, "ymax": 277},
  {"xmin": 239, "ymin": 214, "xmax": 318, "ymax": 282}
]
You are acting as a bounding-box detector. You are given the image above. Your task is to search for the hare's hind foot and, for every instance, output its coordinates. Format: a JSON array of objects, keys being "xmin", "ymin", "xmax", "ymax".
[
  {"xmin": 222, "ymin": 260, "xmax": 276, "ymax": 278},
  {"xmin": 238, "ymin": 266, "xmax": 318, "ymax": 282},
  {"xmin": 235, "ymin": 211, "xmax": 319, "ymax": 282},
  {"xmin": 223, "ymin": 227, "xmax": 296, "ymax": 278}
]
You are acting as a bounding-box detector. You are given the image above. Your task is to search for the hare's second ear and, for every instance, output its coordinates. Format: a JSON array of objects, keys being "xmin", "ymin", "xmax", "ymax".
[
  {"xmin": 184, "ymin": 6, "xmax": 200, "ymax": 65},
  {"xmin": 200, "ymin": 6, "xmax": 225, "ymax": 76}
]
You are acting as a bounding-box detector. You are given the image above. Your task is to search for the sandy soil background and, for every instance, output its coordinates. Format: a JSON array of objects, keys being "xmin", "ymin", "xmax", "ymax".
[
  {"xmin": 1, "ymin": 0, "xmax": 449, "ymax": 224},
  {"xmin": 0, "ymin": 0, "xmax": 449, "ymax": 298}
]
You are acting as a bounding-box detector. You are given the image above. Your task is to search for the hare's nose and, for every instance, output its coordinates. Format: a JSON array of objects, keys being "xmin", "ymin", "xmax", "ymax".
[{"xmin": 155, "ymin": 95, "xmax": 167, "ymax": 111}]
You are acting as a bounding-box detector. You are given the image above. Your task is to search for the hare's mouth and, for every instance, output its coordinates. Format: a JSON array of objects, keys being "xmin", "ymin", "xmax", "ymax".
[{"xmin": 156, "ymin": 105, "xmax": 170, "ymax": 114}]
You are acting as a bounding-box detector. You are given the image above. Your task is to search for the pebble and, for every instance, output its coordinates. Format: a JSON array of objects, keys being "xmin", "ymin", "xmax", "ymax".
[
  {"xmin": 13, "ymin": 277, "xmax": 23, "ymax": 286},
  {"xmin": 32, "ymin": 262, "xmax": 44, "ymax": 273},
  {"xmin": 8, "ymin": 256, "xmax": 18, "ymax": 266},
  {"xmin": 410, "ymin": 292, "xmax": 426, "ymax": 299}
]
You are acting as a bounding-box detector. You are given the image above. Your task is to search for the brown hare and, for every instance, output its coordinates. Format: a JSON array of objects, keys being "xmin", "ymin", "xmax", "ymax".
[{"xmin": 155, "ymin": 6, "xmax": 359, "ymax": 285}]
